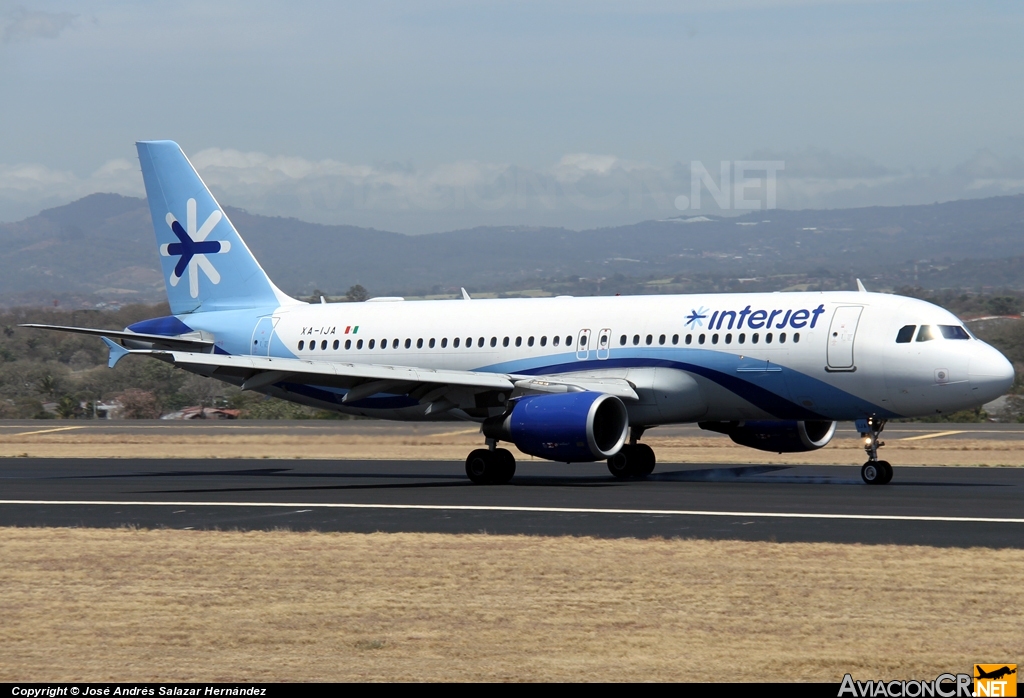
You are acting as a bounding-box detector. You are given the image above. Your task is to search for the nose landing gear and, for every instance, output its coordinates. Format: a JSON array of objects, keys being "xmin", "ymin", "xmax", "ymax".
[{"xmin": 857, "ymin": 417, "xmax": 892, "ymax": 485}]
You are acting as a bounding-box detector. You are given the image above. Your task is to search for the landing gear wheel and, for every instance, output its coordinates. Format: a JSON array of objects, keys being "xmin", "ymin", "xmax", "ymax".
[
  {"xmin": 878, "ymin": 460, "xmax": 893, "ymax": 485},
  {"xmin": 494, "ymin": 448, "xmax": 516, "ymax": 484},
  {"xmin": 465, "ymin": 448, "xmax": 516, "ymax": 485},
  {"xmin": 607, "ymin": 449, "xmax": 634, "ymax": 478},
  {"xmin": 861, "ymin": 461, "xmax": 887, "ymax": 485},
  {"xmin": 607, "ymin": 444, "xmax": 657, "ymax": 479},
  {"xmin": 634, "ymin": 443, "xmax": 656, "ymax": 476}
]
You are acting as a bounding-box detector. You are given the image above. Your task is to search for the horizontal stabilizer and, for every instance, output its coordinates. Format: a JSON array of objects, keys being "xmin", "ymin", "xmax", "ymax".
[{"xmin": 20, "ymin": 324, "xmax": 215, "ymax": 351}]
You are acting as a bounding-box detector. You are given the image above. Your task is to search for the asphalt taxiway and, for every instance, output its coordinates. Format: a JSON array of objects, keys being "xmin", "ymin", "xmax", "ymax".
[{"xmin": 2, "ymin": 456, "xmax": 1023, "ymax": 547}]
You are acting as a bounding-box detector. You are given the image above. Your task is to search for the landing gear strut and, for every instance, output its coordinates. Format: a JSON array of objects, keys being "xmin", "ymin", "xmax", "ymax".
[
  {"xmin": 465, "ymin": 439, "xmax": 516, "ymax": 485},
  {"xmin": 607, "ymin": 427, "xmax": 656, "ymax": 479},
  {"xmin": 857, "ymin": 417, "xmax": 893, "ymax": 485}
]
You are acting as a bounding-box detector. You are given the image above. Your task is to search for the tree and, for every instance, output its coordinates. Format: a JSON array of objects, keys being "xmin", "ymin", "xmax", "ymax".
[
  {"xmin": 346, "ymin": 284, "xmax": 369, "ymax": 302},
  {"xmin": 116, "ymin": 388, "xmax": 162, "ymax": 419}
]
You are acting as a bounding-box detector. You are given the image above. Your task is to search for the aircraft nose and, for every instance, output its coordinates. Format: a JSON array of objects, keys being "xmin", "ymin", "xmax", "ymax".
[{"xmin": 969, "ymin": 344, "xmax": 1015, "ymax": 403}]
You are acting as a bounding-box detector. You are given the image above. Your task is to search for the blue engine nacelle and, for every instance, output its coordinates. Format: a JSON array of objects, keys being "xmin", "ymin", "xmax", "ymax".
[
  {"xmin": 482, "ymin": 391, "xmax": 629, "ymax": 462},
  {"xmin": 698, "ymin": 420, "xmax": 837, "ymax": 453}
]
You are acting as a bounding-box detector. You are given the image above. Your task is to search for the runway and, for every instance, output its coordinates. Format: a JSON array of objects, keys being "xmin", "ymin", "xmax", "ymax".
[{"xmin": 2, "ymin": 457, "xmax": 1024, "ymax": 547}]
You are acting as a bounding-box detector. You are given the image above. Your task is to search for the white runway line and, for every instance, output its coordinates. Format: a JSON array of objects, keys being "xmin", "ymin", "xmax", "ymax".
[{"xmin": 0, "ymin": 500, "xmax": 1023, "ymax": 524}]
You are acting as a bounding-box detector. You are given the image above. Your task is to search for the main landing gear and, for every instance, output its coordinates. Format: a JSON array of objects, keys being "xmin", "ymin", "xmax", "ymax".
[
  {"xmin": 607, "ymin": 427, "xmax": 656, "ymax": 479},
  {"xmin": 858, "ymin": 417, "xmax": 893, "ymax": 485},
  {"xmin": 465, "ymin": 441, "xmax": 516, "ymax": 485}
]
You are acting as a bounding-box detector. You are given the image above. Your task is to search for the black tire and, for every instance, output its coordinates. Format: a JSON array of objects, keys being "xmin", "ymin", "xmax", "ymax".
[
  {"xmin": 879, "ymin": 460, "xmax": 893, "ymax": 485},
  {"xmin": 466, "ymin": 449, "xmax": 494, "ymax": 485},
  {"xmin": 607, "ymin": 446, "xmax": 634, "ymax": 478},
  {"xmin": 634, "ymin": 443, "xmax": 656, "ymax": 477},
  {"xmin": 861, "ymin": 461, "xmax": 885, "ymax": 485},
  {"xmin": 494, "ymin": 448, "xmax": 516, "ymax": 484}
]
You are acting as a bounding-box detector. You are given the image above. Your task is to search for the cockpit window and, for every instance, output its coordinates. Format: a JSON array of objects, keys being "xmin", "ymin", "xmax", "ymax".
[
  {"xmin": 939, "ymin": 325, "xmax": 970, "ymax": 340},
  {"xmin": 916, "ymin": 325, "xmax": 936, "ymax": 342},
  {"xmin": 895, "ymin": 325, "xmax": 916, "ymax": 343}
]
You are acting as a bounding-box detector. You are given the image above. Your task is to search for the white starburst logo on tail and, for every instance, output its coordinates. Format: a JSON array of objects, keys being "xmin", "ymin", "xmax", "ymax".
[{"xmin": 159, "ymin": 198, "xmax": 232, "ymax": 298}]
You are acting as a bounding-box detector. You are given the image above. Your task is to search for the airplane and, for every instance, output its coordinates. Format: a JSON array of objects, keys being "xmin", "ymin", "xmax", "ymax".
[
  {"xmin": 23, "ymin": 141, "xmax": 1016, "ymax": 486},
  {"xmin": 975, "ymin": 666, "xmax": 1016, "ymax": 681}
]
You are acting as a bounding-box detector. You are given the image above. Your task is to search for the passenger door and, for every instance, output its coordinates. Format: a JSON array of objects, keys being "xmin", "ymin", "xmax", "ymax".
[
  {"xmin": 826, "ymin": 306, "xmax": 863, "ymax": 371},
  {"xmin": 250, "ymin": 316, "xmax": 276, "ymax": 356}
]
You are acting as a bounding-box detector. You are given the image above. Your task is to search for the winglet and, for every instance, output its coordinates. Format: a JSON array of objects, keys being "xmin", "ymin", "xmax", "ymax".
[
  {"xmin": 101, "ymin": 337, "xmax": 131, "ymax": 368},
  {"xmin": 461, "ymin": 287, "xmax": 471, "ymax": 300},
  {"xmin": 856, "ymin": 278, "xmax": 867, "ymax": 293}
]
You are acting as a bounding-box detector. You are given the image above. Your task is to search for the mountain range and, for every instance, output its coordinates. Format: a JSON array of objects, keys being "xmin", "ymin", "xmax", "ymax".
[{"xmin": 0, "ymin": 192, "xmax": 1022, "ymax": 307}]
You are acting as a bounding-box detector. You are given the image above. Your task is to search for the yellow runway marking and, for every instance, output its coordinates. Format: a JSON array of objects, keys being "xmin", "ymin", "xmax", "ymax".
[
  {"xmin": 8, "ymin": 426, "xmax": 86, "ymax": 437},
  {"xmin": 900, "ymin": 430, "xmax": 968, "ymax": 441}
]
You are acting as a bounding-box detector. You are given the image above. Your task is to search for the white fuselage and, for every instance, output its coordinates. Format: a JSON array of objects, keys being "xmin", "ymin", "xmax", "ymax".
[{"xmin": 180, "ymin": 290, "xmax": 1013, "ymax": 424}]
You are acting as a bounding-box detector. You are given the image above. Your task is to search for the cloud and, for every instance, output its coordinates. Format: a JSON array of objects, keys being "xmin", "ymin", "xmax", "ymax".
[
  {"xmin": 1, "ymin": 146, "xmax": 1023, "ymax": 233},
  {"xmin": 1, "ymin": 6, "xmax": 77, "ymax": 44}
]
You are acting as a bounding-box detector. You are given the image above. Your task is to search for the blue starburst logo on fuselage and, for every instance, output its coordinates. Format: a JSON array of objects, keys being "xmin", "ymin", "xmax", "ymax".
[
  {"xmin": 685, "ymin": 306, "xmax": 710, "ymax": 327},
  {"xmin": 159, "ymin": 198, "xmax": 231, "ymax": 298}
]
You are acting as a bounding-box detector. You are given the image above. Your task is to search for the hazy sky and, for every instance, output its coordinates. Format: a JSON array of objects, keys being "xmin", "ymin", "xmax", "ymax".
[{"xmin": 1, "ymin": 0, "xmax": 1022, "ymax": 232}]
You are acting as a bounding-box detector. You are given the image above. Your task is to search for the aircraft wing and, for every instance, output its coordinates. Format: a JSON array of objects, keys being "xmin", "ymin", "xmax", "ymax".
[{"xmin": 127, "ymin": 348, "xmax": 638, "ymax": 416}]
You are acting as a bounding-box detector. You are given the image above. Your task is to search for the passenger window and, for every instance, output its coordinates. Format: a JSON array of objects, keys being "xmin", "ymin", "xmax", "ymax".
[
  {"xmin": 725, "ymin": 333, "xmax": 732, "ymax": 344},
  {"xmin": 540, "ymin": 336, "xmax": 547, "ymax": 347},
  {"xmin": 896, "ymin": 325, "xmax": 915, "ymax": 343},
  {"xmin": 477, "ymin": 337, "xmax": 484, "ymax": 348},
  {"xmin": 516, "ymin": 337, "xmax": 522, "ymax": 347},
  {"xmin": 752, "ymin": 333, "xmax": 759, "ymax": 344},
  {"xmin": 779, "ymin": 333, "xmax": 786, "ymax": 344},
  {"xmin": 298, "ymin": 340, "xmax": 304, "ymax": 350},
  {"xmin": 454, "ymin": 338, "xmax": 460, "ymax": 348},
  {"xmin": 566, "ymin": 335, "xmax": 572, "ymax": 346},
  {"xmin": 503, "ymin": 337, "xmax": 509, "ymax": 347},
  {"xmin": 380, "ymin": 339, "xmax": 387, "ymax": 349},
  {"xmin": 357, "ymin": 339, "xmax": 364, "ymax": 349},
  {"xmin": 345, "ymin": 339, "xmax": 352, "ymax": 350},
  {"xmin": 765, "ymin": 333, "xmax": 773, "ymax": 344},
  {"xmin": 916, "ymin": 325, "xmax": 935, "ymax": 342},
  {"xmin": 659, "ymin": 334, "xmax": 666, "ymax": 345},
  {"xmin": 368, "ymin": 339, "xmax": 376, "ymax": 349},
  {"xmin": 466, "ymin": 337, "xmax": 473, "ymax": 348},
  {"xmin": 793, "ymin": 333, "xmax": 800, "ymax": 343},
  {"xmin": 939, "ymin": 325, "xmax": 970, "ymax": 340},
  {"xmin": 672, "ymin": 334, "xmax": 679, "ymax": 345},
  {"xmin": 620, "ymin": 335, "xmax": 627, "ymax": 346},
  {"xmin": 699, "ymin": 334, "xmax": 705, "ymax": 345},
  {"xmin": 738, "ymin": 333, "xmax": 745, "ymax": 344},
  {"xmin": 712, "ymin": 334, "xmax": 719, "ymax": 345},
  {"xmin": 393, "ymin": 338, "xmax": 399, "ymax": 348},
  {"xmin": 633, "ymin": 335, "xmax": 640, "ymax": 345},
  {"xmin": 490, "ymin": 337, "xmax": 497, "ymax": 347},
  {"xmin": 333, "ymin": 340, "xmax": 340, "ymax": 350},
  {"xmin": 645, "ymin": 334, "xmax": 652, "ymax": 345},
  {"xmin": 528, "ymin": 336, "xmax": 535, "ymax": 347},
  {"xmin": 685, "ymin": 334, "xmax": 692, "ymax": 345},
  {"xmin": 553, "ymin": 336, "xmax": 560, "ymax": 347},
  {"xmin": 417, "ymin": 338, "xmax": 423, "ymax": 348}
]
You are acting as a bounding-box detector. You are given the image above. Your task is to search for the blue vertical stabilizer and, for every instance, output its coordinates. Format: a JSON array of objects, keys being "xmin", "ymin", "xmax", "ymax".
[{"xmin": 136, "ymin": 140, "xmax": 298, "ymax": 315}]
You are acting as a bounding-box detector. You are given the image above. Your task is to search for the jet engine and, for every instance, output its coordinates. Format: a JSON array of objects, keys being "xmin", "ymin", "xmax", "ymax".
[
  {"xmin": 699, "ymin": 420, "xmax": 837, "ymax": 453},
  {"xmin": 483, "ymin": 391, "xmax": 629, "ymax": 462}
]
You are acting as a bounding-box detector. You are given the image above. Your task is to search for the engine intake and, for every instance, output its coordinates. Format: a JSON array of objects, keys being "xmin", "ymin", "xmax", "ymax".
[
  {"xmin": 483, "ymin": 391, "xmax": 629, "ymax": 462},
  {"xmin": 699, "ymin": 420, "xmax": 837, "ymax": 453}
]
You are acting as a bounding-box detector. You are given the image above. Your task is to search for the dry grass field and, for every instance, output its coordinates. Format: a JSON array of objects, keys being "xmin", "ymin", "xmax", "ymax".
[
  {"xmin": 1, "ymin": 527, "xmax": 1021, "ymax": 682},
  {"xmin": 1, "ymin": 424, "xmax": 1023, "ymax": 466}
]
